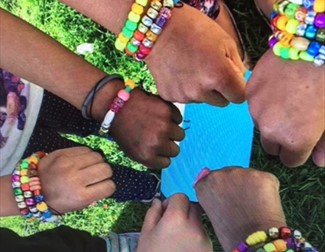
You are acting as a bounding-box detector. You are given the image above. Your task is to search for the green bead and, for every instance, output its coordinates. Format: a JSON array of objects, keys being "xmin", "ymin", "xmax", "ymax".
[
  {"xmin": 125, "ymin": 20, "xmax": 138, "ymax": 31},
  {"xmin": 127, "ymin": 43, "xmax": 138, "ymax": 53},
  {"xmin": 263, "ymin": 243, "xmax": 276, "ymax": 252},
  {"xmin": 14, "ymin": 188, "xmax": 23, "ymax": 196},
  {"xmin": 125, "ymin": 86, "xmax": 132, "ymax": 92},
  {"xmin": 273, "ymin": 42, "xmax": 282, "ymax": 56},
  {"xmin": 286, "ymin": 19, "xmax": 299, "ymax": 34},
  {"xmin": 20, "ymin": 161, "xmax": 29, "ymax": 169},
  {"xmin": 289, "ymin": 47, "xmax": 300, "ymax": 60},
  {"xmin": 122, "ymin": 27, "xmax": 134, "ymax": 39},
  {"xmin": 285, "ymin": 3, "xmax": 299, "ymax": 18},
  {"xmin": 280, "ymin": 47, "xmax": 290, "ymax": 59},
  {"xmin": 299, "ymin": 51, "xmax": 314, "ymax": 62}
]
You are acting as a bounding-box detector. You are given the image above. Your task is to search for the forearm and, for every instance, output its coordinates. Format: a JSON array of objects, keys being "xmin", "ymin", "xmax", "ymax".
[
  {"xmin": 0, "ymin": 176, "xmax": 20, "ymax": 216},
  {"xmin": 0, "ymin": 8, "xmax": 123, "ymax": 120}
]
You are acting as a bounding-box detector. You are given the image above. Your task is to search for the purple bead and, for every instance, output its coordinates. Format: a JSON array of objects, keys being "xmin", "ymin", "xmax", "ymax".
[
  {"xmin": 268, "ymin": 36, "xmax": 278, "ymax": 48},
  {"xmin": 155, "ymin": 15, "xmax": 168, "ymax": 28},
  {"xmin": 237, "ymin": 242, "xmax": 249, "ymax": 252},
  {"xmin": 25, "ymin": 198, "xmax": 35, "ymax": 206},
  {"xmin": 315, "ymin": 13, "xmax": 325, "ymax": 28},
  {"xmin": 286, "ymin": 238, "xmax": 297, "ymax": 249},
  {"xmin": 12, "ymin": 175, "xmax": 20, "ymax": 182},
  {"xmin": 135, "ymin": 52, "xmax": 146, "ymax": 61}
]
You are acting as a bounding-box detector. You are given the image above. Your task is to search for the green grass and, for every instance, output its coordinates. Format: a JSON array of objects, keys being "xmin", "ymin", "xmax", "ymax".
[{"xmin": 0, "ymin": 0, "xmax": 324, "ymax": 251}]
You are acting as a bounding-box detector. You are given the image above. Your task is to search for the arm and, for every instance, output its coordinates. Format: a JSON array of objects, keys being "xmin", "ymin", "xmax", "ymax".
[
  {"xmin": 0, "ymin": 176, "xmax": 20, "ymax": 216},
  {"xmin": 60, "ymin": 0, "xmax": 246, "ymax": 106}
]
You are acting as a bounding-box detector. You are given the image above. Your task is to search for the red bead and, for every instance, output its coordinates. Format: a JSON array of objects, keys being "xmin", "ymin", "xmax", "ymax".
[
  {"xmin": 133, "ymin": 30, "xmax": 145, "ymax": 41},
  {"xmin": 279, "ymin": 226, "xmax": 291, "ymax": 239},
  {"xmin": 139, "ymin": 44, "xmax": 152, "ymax": 55},
  {"xmin": 21, "ymin": 183, "xmax": 30, "ymax": 191}
]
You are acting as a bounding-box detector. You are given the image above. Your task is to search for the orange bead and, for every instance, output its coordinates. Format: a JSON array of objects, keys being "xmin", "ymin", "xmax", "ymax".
[
  {"xmin": 276, "ymin": 15, "xmax": 289, "ymax": 31},
  {"xmin": 273, "ymin": 239, "xmax": 287, "ymax": 251},
  {"xmin": 125, "ymin": 79, "xmax": 136, "ymax": 89},
  {"xmin": 146, "ymin": 30, "xmax": 158, "ymax": 42}
]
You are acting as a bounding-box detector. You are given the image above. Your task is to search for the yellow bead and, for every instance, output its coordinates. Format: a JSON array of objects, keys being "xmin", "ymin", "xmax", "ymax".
[
  {"xmin": 275, "ymin": 31, "xmax": 293, "ymax": 47},
  {"xmin": 37, "ymin": 202, "xmax": 48, "ymax": 212},
  {"xmin": 289, "ymin": 47, "xmax": 300, "ymax": 60},
  {"xmin": 246, "ymin": 231, "xmax": 267, "ymax": 246},
  {"xmin": 20, "ymin": 169, "xmax": 28, "ymax": 176},
  {"xmin": 285, "ymin": 19, "xmax": 299, "ymax": 34},
  {"xmin": 125, "ymin": 79, "xmax": 136, "ymax": 89},
  {"xmin": 273, "ymin": 42, "xmax": 283, "ymax": 56},
  {"xmin": 128, "ymin": 11, "xmax": 141, "ymax": 23},
  {"xmin": 118, "ymin": 33, "xmax": 130, "ymax": 44},
  {"xmin": 20, "ymin": 176, "xmax": 29, "ymax": 184},
  {"xmin": 276, "ymin": 15, "xmax": 289, "ymax": 31},
  {"xmin": 299, "ymin": 51, "xmax": 314, "ymax": 62},
  {"xmin": 273, "ymin": 239, "xmax": 287, "ymax": 251},
  {"xmin": 264, "ymin": 242, "xmax": 277, "ymax": 252},
  {"xmin": 135, "ymin": 0, "xmax": 148, "ymax": 7},
  {"xmin": 146, "ymin": 30, "xmax": 158, "ymax": 42},
  {"xmin": 151, "ymin": 0, "xmax": 162, "ymax": 10},
  {"xmin": 115, "ymin": 38, "xmax": 128, "ymax": 51},
  {"xmin": 131, "ymin": 3, "xmax": 144, "ymax": 15},
  {"xmin": 314, "ymin": 0, "xmax": 325, "ymax": 12}
]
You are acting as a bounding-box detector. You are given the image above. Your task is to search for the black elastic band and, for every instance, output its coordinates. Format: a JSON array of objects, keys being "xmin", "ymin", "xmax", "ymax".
[{"xmin": 81, "ymin": 74, "xmax": 124, "ymax": 119}]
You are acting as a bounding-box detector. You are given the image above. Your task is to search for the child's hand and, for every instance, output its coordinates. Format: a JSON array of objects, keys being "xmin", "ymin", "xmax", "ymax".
[
  {"xmin": 110, "ymin": 89, "xmax": 185, "ymax": 169},
  {"xmin": 38, "ymin": 147, "xmax": 115, "ymax": 213}
]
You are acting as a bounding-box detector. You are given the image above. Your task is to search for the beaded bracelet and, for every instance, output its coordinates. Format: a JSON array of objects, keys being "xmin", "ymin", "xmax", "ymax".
[
  {"xmin": 233, "ymin": 226, "xmax": 318, "ymax": 252},
  {"xmin": 82, "ymin": 74, "xmax": 124, "ymax": 120},
  {"xmin": 12, "ymin": 152, "xmax": 60, "ymax": 223},
  {"xmin": 99, "ymin": 79, "xmax": 137, "ymax": 136},
  {"xmin": 270, "ymin": 0, "xmax": 325, "ymax": 66},
  {"xmin": 115, "ymin": 0, "xmax": 149, "ymax": 52}
]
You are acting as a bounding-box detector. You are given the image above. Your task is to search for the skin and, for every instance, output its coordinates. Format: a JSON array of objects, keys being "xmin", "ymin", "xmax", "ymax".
[
  {"xmin": 195, "ymin": 167, "xmax": 287, "ymax": 252},
  {"xmin": 0, "ymin": 8, "xmax": 184, "ymax": 168},
  {"xmin": 137, "ymin": 194, "xmax": 212, "ymax": 252},
  {"xmin": 59, "ymin": 0, "xmax": 247, "ymax": 106},
  {"xmin": 0, "ymin": 147, "xmax": 116, "ymax": 216},
  {"xmin": 248, "ymin": 0, "xmax": 325, "ymax": 167}
]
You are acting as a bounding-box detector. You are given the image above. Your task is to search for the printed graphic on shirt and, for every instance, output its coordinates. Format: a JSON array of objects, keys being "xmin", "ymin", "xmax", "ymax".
[
  {"xmin": 0, "ymin": 69, "xmax": 29, "ymax": 149},
  {"xmin": 183, "ymin": 0, "xmax": 220, "ymax": 19}
]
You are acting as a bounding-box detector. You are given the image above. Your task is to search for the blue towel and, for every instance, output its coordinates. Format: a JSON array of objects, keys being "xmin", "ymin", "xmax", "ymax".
[{"xmin": 161, "ymin": 70, "xmax": 254, "ymax": 202}]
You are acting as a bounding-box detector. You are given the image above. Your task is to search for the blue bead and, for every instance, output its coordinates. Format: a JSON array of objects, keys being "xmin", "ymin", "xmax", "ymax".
[
  {"xmin": 307, "ymin": 41, "xmax": 321, "ymax": 56},
  {"xmin": 305, "ymin": 11, "xmax": 316, "ymax": 25},
  {"xmin": 42, "ymin": 210, "xmax": 52, "ymax": 219},
  {"xmin": 34, "ymin": 194, "xmax": 45, "ymax": 203},
  {"xmin": 305, "ymin": 25, "xmax": 317, "ymax": 39},
  {"xmin": 271, "ymin": 11, "xmax": 278, "ymax": 20},
  {"xmin": 303, "ymin": 0, "xmax": 315, "ymax": 10},
  {"xmin": 25, "ymin": 212, "xmax": 33, "ymax": 218}
]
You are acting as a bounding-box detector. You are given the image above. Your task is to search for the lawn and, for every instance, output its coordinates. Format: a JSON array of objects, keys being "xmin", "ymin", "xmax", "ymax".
[{"xmin": 0, "ymin": 0, "xmax": 324, "ymax": 251}]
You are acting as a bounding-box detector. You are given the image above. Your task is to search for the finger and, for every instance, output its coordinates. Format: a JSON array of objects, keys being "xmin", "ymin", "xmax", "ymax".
[
  {"xmin": 169, "ymin": 103, "xmax": 183, "ymax": 124},
  {"xmin": 165, "ymin": 194, "xmax": 190, "ymax": 218},
  {"xmin": 217, "ymin": 58, "xmax": 246, "ymax": 103},
  {"xmin": 86, "ymin": 179, "xmax": 116, "ymax": 201},
  {"xmin": 260, "ymin": 136, "xmax": 281, "ymax": 156},
  {"xmin": 52, "ymin": 146, "xmax": 93, "ymax": 158},
  {"xmin": 141, "ymin": 199, "xmax": 163, "ymax": 233},
  {"xmin": 312, "ymin": 132, "xmax": 325, "ymax": 167},
  {"xmin": 205, "ymin": 90, "xmax": 229, "ymax": 107},
  {"xmin": 169, "ymin": 124, "xmax": 185, "ymax": 141},
  {"xmin": 81, "ymin": 163, "xmax": 113, "ymax": 186},
  {"xmin": 149, "ymin": 156, "xmax": 171, "ymax": 169},
  {"xmin": 71, "ymin": 151, "xmax": 105, "ymax": 170},
  {"xmin": 280, "ymin": 146, "xmax": 312, "ymax": 168},
  {"xmin": 157, "ymin": 141, "xmax": 180, "ymax": 158},
  {"xmin": 188, "ymin": 203, "xmax": 204, "ymax": 226}
]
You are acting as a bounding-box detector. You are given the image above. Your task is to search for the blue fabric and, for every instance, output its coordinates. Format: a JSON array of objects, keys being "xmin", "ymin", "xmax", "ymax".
[{"xmin": 161, "ymin": 71, "xmax": 253, "ymax": 202}]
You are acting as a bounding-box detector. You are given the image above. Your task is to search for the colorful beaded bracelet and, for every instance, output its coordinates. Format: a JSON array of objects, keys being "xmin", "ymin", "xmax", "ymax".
[
  {"xmin": 270, "ymin": 0, "xmax": 325, "ymax": 66},
  {"xmin": 99, "ymin": 79, "xmax": 137, "ymax": 136},
  {"xmin": 115, "ymin": 0, "xmax": 149, "ymax": 52},
  {"xmin": 233, "ymin": 226, "xmax": 318, "ymax": 252},
  {"xmin": 12, "ymin": 152, "xmax": 60, "ymax": 223}
]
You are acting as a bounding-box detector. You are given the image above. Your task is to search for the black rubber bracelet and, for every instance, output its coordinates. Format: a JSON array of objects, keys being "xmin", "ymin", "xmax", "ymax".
[{"xmin": 81, "ymin": 74, "xmax": 124, "ymax": 119}]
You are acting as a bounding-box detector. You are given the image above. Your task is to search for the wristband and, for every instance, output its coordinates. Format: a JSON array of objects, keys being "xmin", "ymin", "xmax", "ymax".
[{"xmin": 82, "ymin": 74, "xmax": 124, "ymax": 120}]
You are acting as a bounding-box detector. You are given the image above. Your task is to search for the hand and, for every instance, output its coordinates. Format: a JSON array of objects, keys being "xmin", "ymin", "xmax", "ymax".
[
  {"xmin": 137, "ymin": 194, "xmax": 212, "ymax": 252},
  {"xmin": 38, "ymin": 147, "xmax": 115, "ymax": 213},
  {"xmin": 146, "ymin": 4, "xmax": 246, "ymax": 107},
  {"xmin": 247, "ymin": 49, "xmax": 325, "ymax": 167},
  {"xmin": 195, "ymin": 167, "xmax": 286, "ymax": 252},
  {"xmin": 110, "ymin": 89, "xmax": 185, "ymax": 169}
]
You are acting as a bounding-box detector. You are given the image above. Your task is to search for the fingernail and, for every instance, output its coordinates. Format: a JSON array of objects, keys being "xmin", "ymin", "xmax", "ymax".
[
  {"xmin": 193, "ymin": 167, "xmax": 211, "ymax": 187},
  {"xmin": 152, "ymin": 198, "xmax": 161, "ymax": 206}
]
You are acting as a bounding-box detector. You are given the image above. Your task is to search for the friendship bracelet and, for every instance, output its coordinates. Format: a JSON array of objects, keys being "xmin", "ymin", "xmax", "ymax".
[
  {"xmin": 233, "ymin": 226, "xmax": 318, "ymax": 252},
  {"xmin": 12, "ymin": 152, "xmax": 60, "ymax": 223},
  {"xmin": 81, "ymin": 74, "xmax": 124, "ymax": 120},
  {"xmin": 270, "ymin": 0, "xmax": 325, "ymax": 66},
  {"xmin": 98, "ymin": 79, "xmax": 137, "ymax": 136}
]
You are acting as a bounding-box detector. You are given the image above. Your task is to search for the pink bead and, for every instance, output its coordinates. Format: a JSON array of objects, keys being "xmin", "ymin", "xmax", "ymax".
[{"xmin": 118, "ymin": 89, "xmax": 130, "ymax": 101}]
